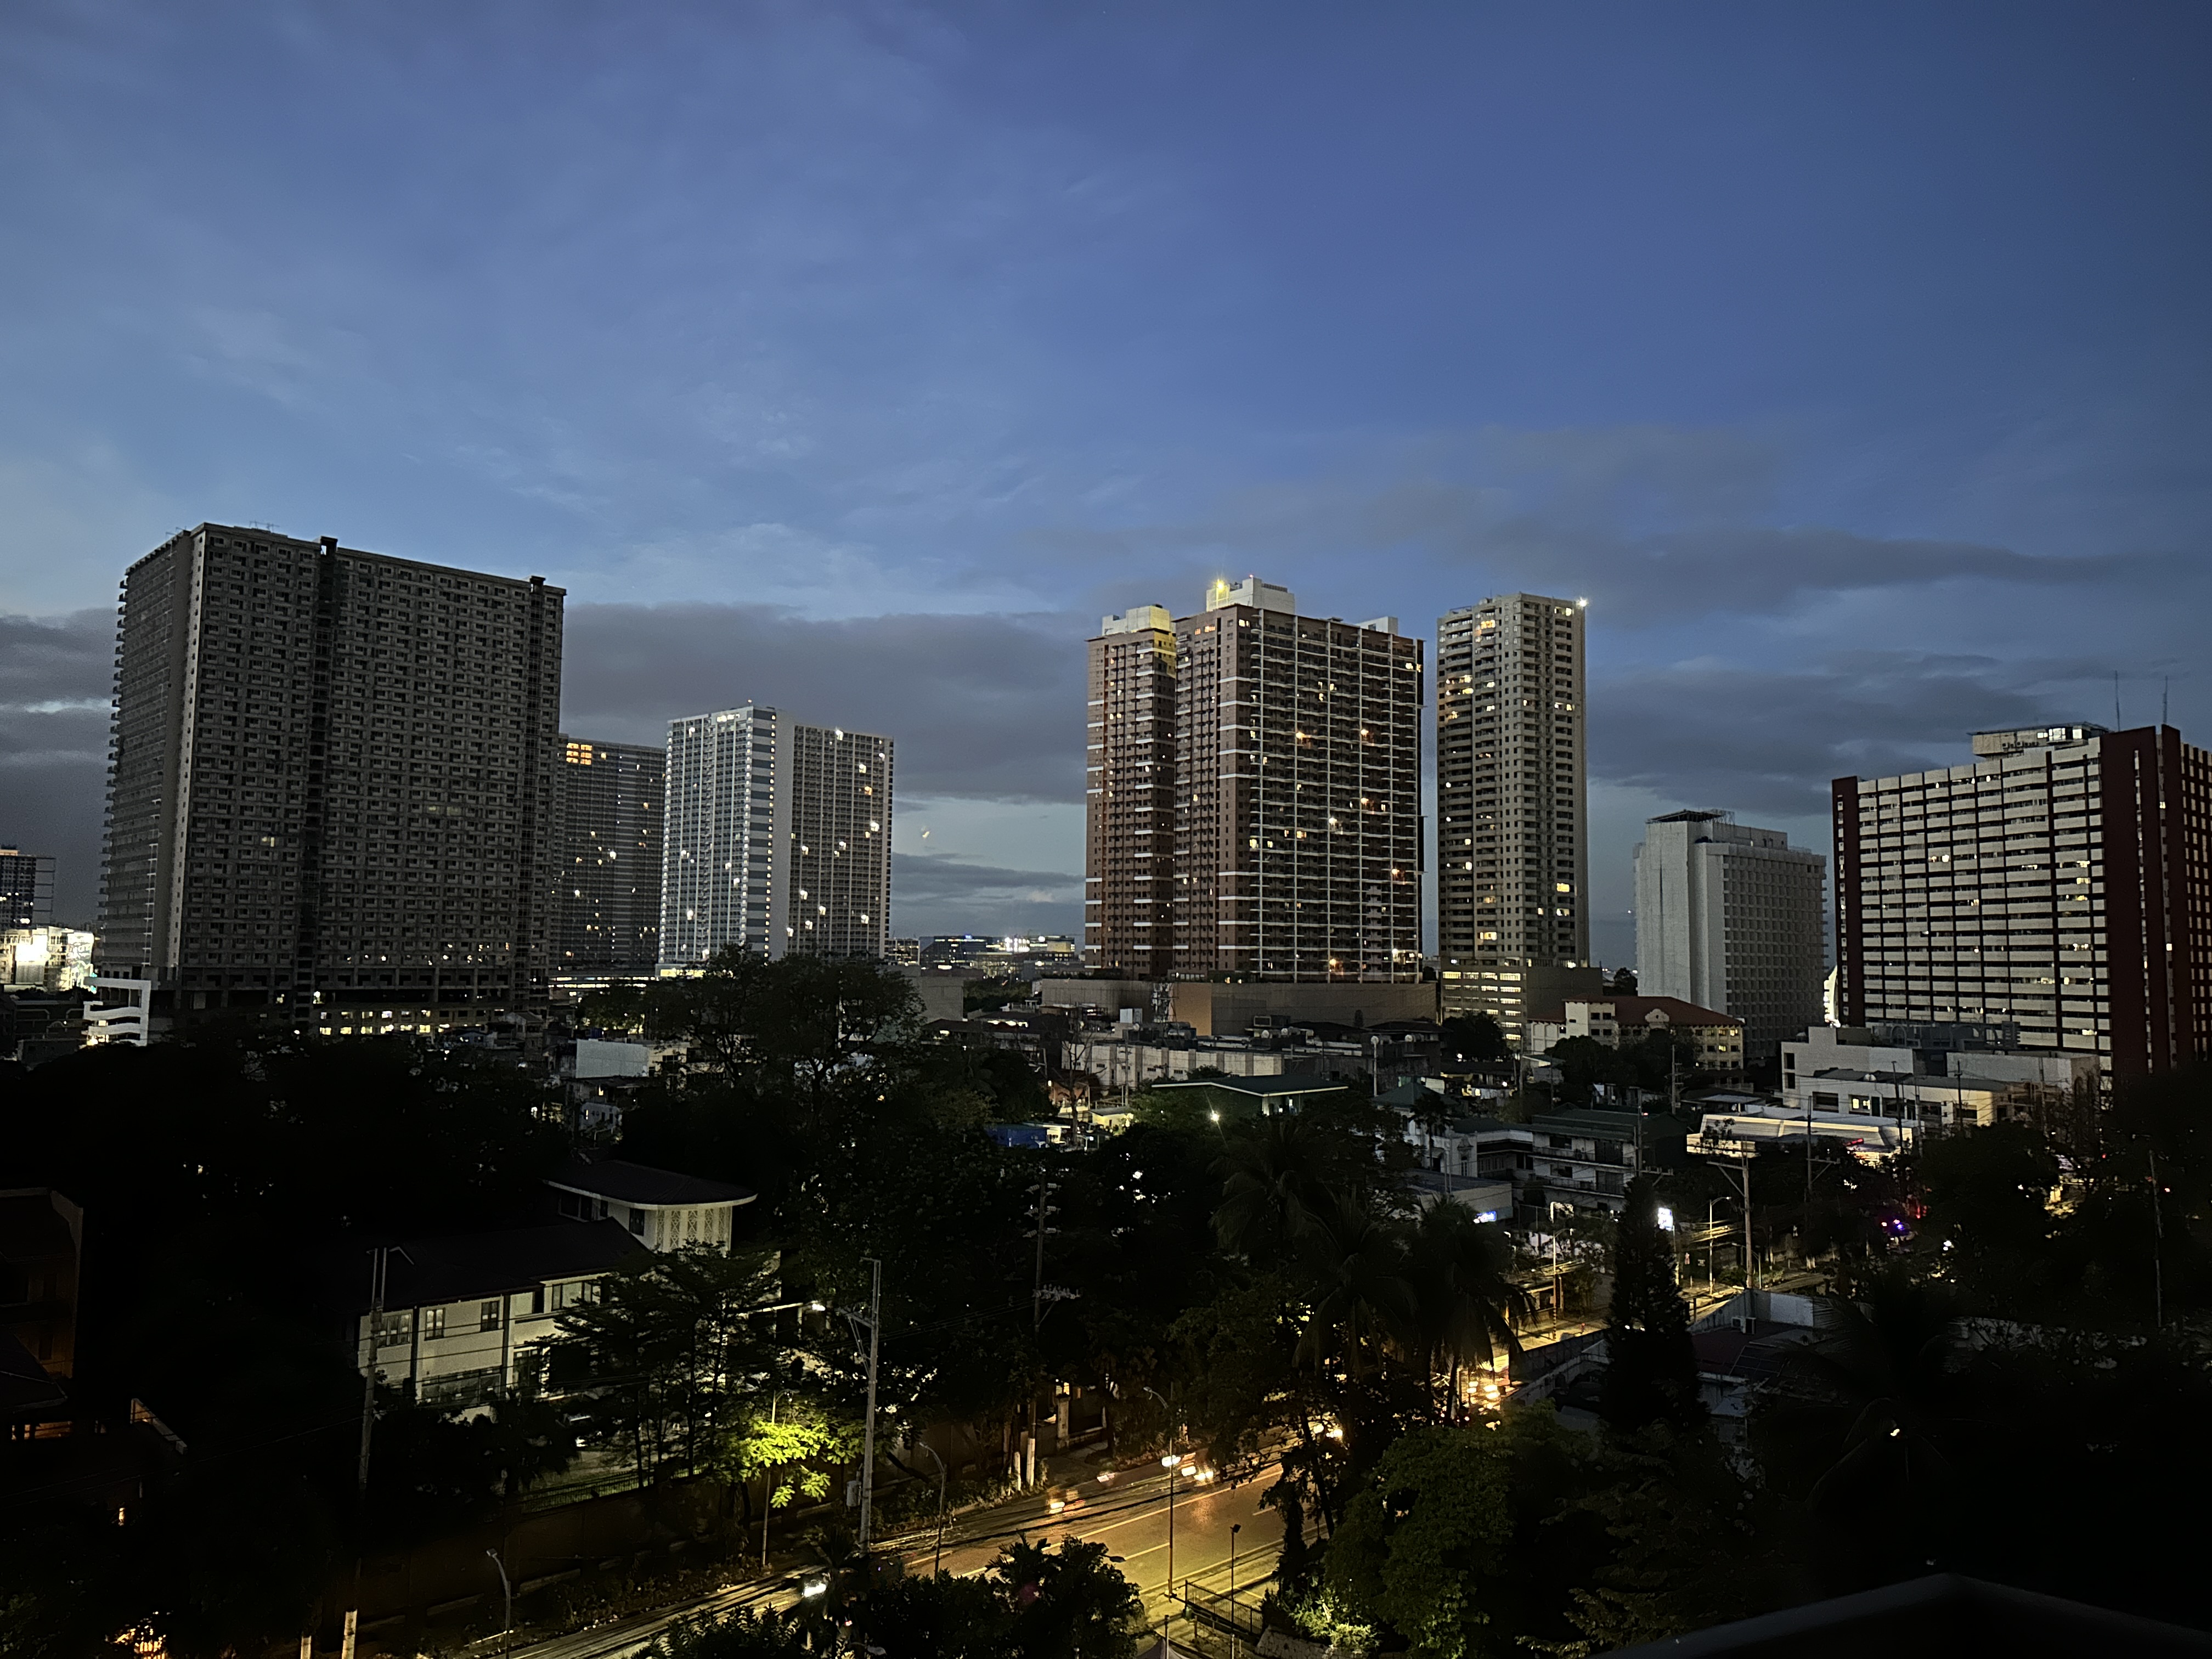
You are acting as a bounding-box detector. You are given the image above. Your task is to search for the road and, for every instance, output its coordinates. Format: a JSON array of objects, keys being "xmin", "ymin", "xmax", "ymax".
[
  {"xmin": 496, "ymin": 1461, "xmax": 1286, "ymax": 1659},
  {"xmin": 489, "ymin": 1282, "xmax": 1835, "ymax": 1659}
]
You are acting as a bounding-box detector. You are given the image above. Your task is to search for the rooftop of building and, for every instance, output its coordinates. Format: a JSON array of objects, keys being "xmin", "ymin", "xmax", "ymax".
[
  {"xmin": 545, "ymin": 1158, "xmax": 757, "ymax": 1209},
  {"xmin": 351, "ymin": 1220, "xmax": 642, "ymax": 1312},
  {"xmin": 1567, "ymin": 995, "xmax": 1742, "ymax": 1028},
  {"xmin": 1152, "ymin": 1070, "xmax": 1350, "ymax": 1102},
  {"xmin": 0, "ymin": 1327, "xmax": 65, "ymax": 1417},
  {"xmin": 1607, "ymin": 1572, "xmax": 2208, "ymax": 1658}
]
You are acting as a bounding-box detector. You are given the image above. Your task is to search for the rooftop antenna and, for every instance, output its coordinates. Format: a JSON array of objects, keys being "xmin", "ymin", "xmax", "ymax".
[
  {"xmin": 2163, "ymin": 675, "xmax": 2170, "ymax": 729},
  {"xmin": 2113, "ymin": 671, "xmax": 2123, "ymax": 729}
]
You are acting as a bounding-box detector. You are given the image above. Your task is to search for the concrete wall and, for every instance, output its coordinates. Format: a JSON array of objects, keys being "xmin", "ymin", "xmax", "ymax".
[
  {"xmin": 1036, "ymin": 977, "xmax": 1156, "ymax": 1018},
  {"xmin": 1170, "ymin": 979, "xmax": 1436, "ymax": 1036}
]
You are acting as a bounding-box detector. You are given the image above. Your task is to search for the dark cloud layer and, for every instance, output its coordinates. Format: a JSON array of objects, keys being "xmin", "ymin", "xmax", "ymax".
[
  {"xmin": 560, "ymin": 602, "xmax": 1087, "ymax": 805},
  {"xmin": 889, "ymin": 851, "xmax": 1082, "ymax": 940},
  {"xmin": 1045, "ymin": 425, "xmax": 2190, "ymax": 629},
  {"xmin": 1, "ymin": 610, "xmax": 111, "ymax": 923},
  {"xmin": 1590, "ymin": 650, "xmax": 2132, "ymax": 819}
]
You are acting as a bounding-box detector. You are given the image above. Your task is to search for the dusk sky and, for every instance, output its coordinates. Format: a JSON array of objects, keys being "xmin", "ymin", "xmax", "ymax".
[{"xmin": 4, "ymin": 2, "xmax": 2208, "ymax": 959}]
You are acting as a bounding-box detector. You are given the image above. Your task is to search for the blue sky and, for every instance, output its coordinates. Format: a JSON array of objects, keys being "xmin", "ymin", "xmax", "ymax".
[{"xmin": 4, "ymin": 1, "xmax": 2208, "ymax": 954}]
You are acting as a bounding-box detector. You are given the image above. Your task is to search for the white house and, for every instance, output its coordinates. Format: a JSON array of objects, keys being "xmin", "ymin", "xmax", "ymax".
[
  {"xmin": 352, "ymin": 1221, "xmax": 641, "ymax": 1409},
  {"xmin": 546, "ymin": 1158, "xmax": 757, "ymax": 1253}
]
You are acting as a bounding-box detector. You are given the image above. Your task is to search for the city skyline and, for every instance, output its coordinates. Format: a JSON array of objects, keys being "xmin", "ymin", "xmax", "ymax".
[{"xmin": 4, "ymin": 5, "xmax": 2209, "ymax": 951}]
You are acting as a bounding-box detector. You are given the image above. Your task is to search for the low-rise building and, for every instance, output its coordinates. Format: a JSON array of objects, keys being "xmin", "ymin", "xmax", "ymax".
[
  {"xmin": 1526, "ymin": 995, "xmax": 1746, "ymax": 1078},
  {"xmin": 1396, "ymin": 1102, "xmax": 1678, "ymax": 1222},
  {"xmin": 1782, "ymin": 1023, "xmax": 2098, "ymax": 1132},
  {"xmin": 1152, "ymin": 1071, "xmax": 1351, "ymax": 1118},
  {"xmin": 352, "ymin": 1221, "xmax": 641, "ymax": 1409},
  {"xmin": 545, "ymin": 1159, "xmax": 756, "ymax": 1253},
  {"xmin": 1, "ymin": 928, "xmax": 95, "ymax": 994}
]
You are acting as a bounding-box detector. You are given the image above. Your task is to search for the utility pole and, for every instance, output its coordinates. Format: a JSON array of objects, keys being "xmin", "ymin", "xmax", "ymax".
[
  {"xmin": 2149, "ymin": 1149, "xmax": 2166, "ymax": 1330},
  {"xmin": 1029, "ymin": 1176, "xmax": 1061, "ymax": 1331},
  {"xmin": 1026, "ymin": 1175, "xmax": 1064, "ymax": 1492},
  {"xmin": 345, "ymin": 1246, "xmax": 389, "ymax": 1659},
  {"xmin": 857, "ymin": 1258, "xmax": 882, "ymax": 1555},
  {"xmin": 484, "ymin": 1549, "xmax": 513, "ymax": 1659},
  {"xmin": 1229, "ymin": 1522, "xmax": 1243, "ymax": 1659}
]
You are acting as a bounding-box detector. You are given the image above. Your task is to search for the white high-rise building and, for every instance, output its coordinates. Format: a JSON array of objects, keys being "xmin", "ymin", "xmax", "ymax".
[
  {"xmin": 659, "ymin": 707, "xmax": 893, "ymax": 969},
  {"xmin": 1436, "ymin": 592, "xmax": 1592, "ymax": 1041},
  {"xmin": 1633, "ymin": 810, "xmax": 1827, "ymax": 1062}
]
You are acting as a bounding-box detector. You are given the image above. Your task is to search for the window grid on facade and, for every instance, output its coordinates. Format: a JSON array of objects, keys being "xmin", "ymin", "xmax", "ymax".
[
  {"xmin": 1436, "ymin": 594, "xmax": 1588, "ymax": 1032},
  {"xmin": 98, "ymin": 523, "xmax": 563, "ymax": 1019}
]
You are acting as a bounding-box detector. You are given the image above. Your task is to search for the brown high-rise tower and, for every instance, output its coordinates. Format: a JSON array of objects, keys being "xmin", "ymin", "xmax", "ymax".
[
  {"xmin": 98, "ymin": 523, "xmax": 564, "ymax": 1026},
  {"xmin": 1084, "ymin": 607, "xmax": 1177, "ymax": 978},
  {"xmin": 1084, "ymin": 578, "xmax": 1424, "ymax": 984}
]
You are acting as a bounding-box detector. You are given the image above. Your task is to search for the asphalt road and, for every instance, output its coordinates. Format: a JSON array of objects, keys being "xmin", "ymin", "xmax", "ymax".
[
  {"xmin": 496, "ymin": 1461, "xmax": 1289, "ymax": 1659},
  {"xmin": 488, "ymin": 1282, "xmax": 1838, "ymax": 1659}
]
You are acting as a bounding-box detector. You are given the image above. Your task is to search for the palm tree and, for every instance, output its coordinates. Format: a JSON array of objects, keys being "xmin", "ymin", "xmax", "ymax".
[
  {"xmin": 1294, "ymin": 1193, "xmax": 1417, "ymax": 1379},
  {"xmin": 1215, "ymin": 1114, "xmax": 1338, "ymax": 1260},
  {"xmin": 1406, "ymin": 1200, "xmax": 1530, "ymax": 1420},
  {"xmin": 1755, "ymin": 1272, "xmax": 1961, "ymax": 1587}
]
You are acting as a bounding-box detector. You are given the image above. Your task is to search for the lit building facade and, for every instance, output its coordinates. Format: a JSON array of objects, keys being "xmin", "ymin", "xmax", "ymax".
[
  {"xmin": 1634, "ymin": 810, "xmax": 1827, "ymax": 1061},
  {"xmin": 556, "ymin": 737, "xmax": 663, "ymax": 978},
  {"xmin": 1833, "ymin": 724, "xmax": 2211, "ymax": 1079},
  {"xmin": 661, "ymin": 706, "xmax": 892, "ymax": 968},
  {"xmin": 0, "ymin": 848, "xmax": 53, "ymax": 930},
  {"xmin": 1085, "ymin": 606, "xmax": 1177, "ymax": 978},
  {"xmin": 1436, "ymin": 593, "xmax": 1590, "ymax": 1041},
  {"xmin": 1172, "ymin": 578, "xmax": 1424, "ymax": 981},
  {"xmin": 98, "ymin": 523, "xmax": 563, "ymax": 1024}
]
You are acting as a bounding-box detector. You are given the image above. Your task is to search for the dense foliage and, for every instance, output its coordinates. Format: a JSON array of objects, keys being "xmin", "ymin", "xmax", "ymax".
[{"xmin": 9, "ymin": 952, "xmax": 2212, "ymax": 1654}]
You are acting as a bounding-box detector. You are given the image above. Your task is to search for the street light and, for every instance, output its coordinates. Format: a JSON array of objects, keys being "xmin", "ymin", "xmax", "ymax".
[
  {"xmin": 484, "ymin": 1549, "xmax": 513, "ymax": 1659},
  {"xmin": 917, "ymin": 1440, "xmax": 950, "ymax": 1575},
  {"xmin": 1143, "ymin": 1385, "xmax": 1181, "ymax": 1615}
]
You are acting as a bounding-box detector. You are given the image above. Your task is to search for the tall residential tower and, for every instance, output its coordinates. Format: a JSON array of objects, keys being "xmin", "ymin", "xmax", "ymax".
[
  {"xmin": 1084, "ymin": 606, "xmax": 1177, "ymax": 978},
  {"xmin": 556, "ymin": 737, "xmax": 663, "ymax": 978},
  {"xmin": 1634, "ymin": 810, "xmax": 1827, "ymax": 1061},
  {"xmin": 98, "ymin": 523, "xmax": 564, "ymax": 1024},
  {"xmin": 1173, "ymin": 579, "xmax": 1424, "ymax": 980},
  {"xmin": 1436, "ymin": 593, "xmax": 1591, "ymax": 1042},
  {"xmin": 0, "ymin": 848, "xmax": 53, "ymax": 930},
  {"xmin": 1833, "ymin": 723, "xmax": 2209, "ymax": 1079},
  {"xmin": 660, "ymin": 707, "xmax": 893, "ymax": 968}
]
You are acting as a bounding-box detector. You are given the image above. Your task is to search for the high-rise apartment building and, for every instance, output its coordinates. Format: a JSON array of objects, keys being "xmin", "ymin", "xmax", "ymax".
[
  {"xmin": 98, "ymin": 524, "xmax": 564, "ymax": 1023},
  {"xmin": 1436, "ymin": 593, "xmax": 1590, "ymax": 1041},
  {"xmin": 556, "ymin": 737, "xmax": 663, "ymax": 978},
  {"xmin": 1833, "ymin": 724, "xmax": 2210, "ymax": 1079},
  {"xmin": 1082, "ymin": 578, "xmax": 1425, "ymax": 984},
  {"xmin": 1172, "ymin": 578, "xmax": 1424, "ymax": 981},
  {"xmin": 660, "ymin": 707, "xmax": 892, "ymax": 968},
  {"xmin": 1634, "ymin": 810, "xmax": 1827, "ymax": 1062},
  {"xmin": 0, "ymin": 848, "xmax": 53, "ymax": 930},
  {"xmin": 1085, "ymin": 606, "xmax": 1177, "ymax": 978}
]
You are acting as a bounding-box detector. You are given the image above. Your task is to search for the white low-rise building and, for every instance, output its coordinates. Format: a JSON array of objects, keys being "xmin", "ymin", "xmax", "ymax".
[
  {"xmin": 1781, "ymin": 1025, "xmax": 2098, "ymax": 1132},
  {"xmin": 353, "ymin": 1221, "xmax": 641, "ymax": 1409},
  {"xmin": 546, "ymin": 1159, "xmax": 757, "ymax": 1253}
]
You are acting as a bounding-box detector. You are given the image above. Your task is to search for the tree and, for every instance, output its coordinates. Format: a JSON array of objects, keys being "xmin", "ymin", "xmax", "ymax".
[
  {"xmin": 989, "ymin": 1537, "xmax": 1146, "ymax": 1658},
  {"xmin": 1440, "ymin": 1013, "xmax": 1509, "ymax": 1069},
  {"xmin": 721, "ymin": 1397, "xmax": 860, "ymax": 1538},
  {"xmin": 1215, "ymin": 1115, "xmax": 1336, "ymax": 1258},
  {"xmin": 1599, "ymin": 1176, "xmax": 1701, "ymax": 1433},
  {"xmin": 1751, "ymin": 1273, "xmax": 1960, "ymax": 1593},
  {"xmin": 1405, "ymin": 1201, "xmax": 1528, "ymax": 1420},
  {"xmin": 549, "ymin": 1244, "xmax": 780, "ymax": 1486},
  {"xmin": 1326, "ymin": 1409, "xmax": 1614, "ymax": 1659},
  {"xmin": 1296, "ymin": 1193, "xmax": 1416, "ymax": 1381}
]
